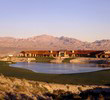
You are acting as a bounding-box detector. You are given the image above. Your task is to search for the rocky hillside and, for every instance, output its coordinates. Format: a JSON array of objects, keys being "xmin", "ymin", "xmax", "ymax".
[
  {"xmin": 0, "ymin": 75, "xmax": 110, "ymax": 99},
  {"xmin": 0, "ymin": 35, "xmax": 110, "ymax": 56}
]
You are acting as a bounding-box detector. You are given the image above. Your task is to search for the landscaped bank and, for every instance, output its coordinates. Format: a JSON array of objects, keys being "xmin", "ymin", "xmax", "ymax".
[{"xmin": 0, "ymin": 61, "xmax": 110, "ymax": 85}]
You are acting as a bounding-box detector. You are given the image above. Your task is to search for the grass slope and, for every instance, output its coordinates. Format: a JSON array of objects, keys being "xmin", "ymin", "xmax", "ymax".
[
  {"xmin": 0, "ymin": 61, "xmax": 110, "ymax": 85},
  {"xmin": 62, "ymin": 57, "xmax": 75, "ymax": 63},
  {"xmin": 35, "ymin": 56, "xmax": 54, "ymax": 62}
]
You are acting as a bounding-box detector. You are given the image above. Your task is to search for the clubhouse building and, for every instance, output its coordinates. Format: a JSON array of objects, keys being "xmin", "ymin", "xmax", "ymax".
[{"xmin": 20, "ymin": 50, "xmax": 110, "ymax": 58}]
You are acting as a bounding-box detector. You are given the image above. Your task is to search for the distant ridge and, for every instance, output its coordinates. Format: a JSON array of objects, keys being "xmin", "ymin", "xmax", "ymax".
[{"xmin": 0, "ymin": 35, "xmax": 110, "ymax": 56}]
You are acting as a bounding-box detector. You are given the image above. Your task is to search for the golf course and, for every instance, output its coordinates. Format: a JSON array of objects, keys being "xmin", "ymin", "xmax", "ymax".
[{"xmin": 0, "ymin": 61, "xmax": 110, "ymax": 85}]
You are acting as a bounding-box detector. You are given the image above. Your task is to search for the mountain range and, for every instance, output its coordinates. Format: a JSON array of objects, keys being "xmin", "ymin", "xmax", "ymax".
[{"xmin": 0, "ymin": 34, "xmax": 110, "ymax": 56}]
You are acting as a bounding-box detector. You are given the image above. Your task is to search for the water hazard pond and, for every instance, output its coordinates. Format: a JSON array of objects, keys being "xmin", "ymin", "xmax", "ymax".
[{"xmin": 10, "ymin": 62, "xmax": 109, "ymax": 74}]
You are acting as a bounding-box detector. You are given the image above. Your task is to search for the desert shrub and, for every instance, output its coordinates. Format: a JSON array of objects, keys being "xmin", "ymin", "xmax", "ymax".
[
  {"xmin": 44, "ymin": 90, "xmax": 75, "ymax": 100},
  {"xmin": 78, "ymin": 87, "xmax": 82, "ymax": 92},
  {"xmin": 0, "ymin": 95, "xmax": 5, "ymax": 100},
  {"xmin": 0, "ymin": 86, "xmax": 8, "ymax": 91},
  {"xmin": 5, "ymin": 92, "xmax": 34, "ymax": 100},
  {"xmin": 14, "ymin": 84, "xmax": 27, "ymax": 92}
]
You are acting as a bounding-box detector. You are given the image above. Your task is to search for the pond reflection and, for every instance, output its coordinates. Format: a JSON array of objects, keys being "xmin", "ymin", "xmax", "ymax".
[{"xmin": 11, "ymin": 62, "xmax": 109, "ymax": 74}]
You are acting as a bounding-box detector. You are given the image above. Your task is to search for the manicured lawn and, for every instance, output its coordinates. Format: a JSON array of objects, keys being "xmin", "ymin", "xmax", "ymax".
[
  {"xmin": 62, "ymin": 57, "xmax": 75, "ymax": 63},
  {"xmin": 0, "ymin": 61, "xmax": 110, "ymax": 85},
  {"xmin": 35, "ymin": 56, "xmax": 55, "ymax": 62}
]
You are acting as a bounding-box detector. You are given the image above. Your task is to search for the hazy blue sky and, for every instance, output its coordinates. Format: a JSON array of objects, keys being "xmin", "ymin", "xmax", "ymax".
[{"xmin": 0, "ymin": 0, "xmax": 110, "ymax": 42}]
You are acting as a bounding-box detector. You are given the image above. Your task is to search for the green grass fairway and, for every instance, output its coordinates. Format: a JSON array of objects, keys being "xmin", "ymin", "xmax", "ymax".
[
  {"xmin": 62, "ymin": 57, "xmax": 75, "ymax": 63},
  {"xmin": 0, "ymin": 61, "xmax": 110, "ymax": 85},
  {"xmin": 35, "ymin": 56, "xmax": 55, "ymax": 62}
]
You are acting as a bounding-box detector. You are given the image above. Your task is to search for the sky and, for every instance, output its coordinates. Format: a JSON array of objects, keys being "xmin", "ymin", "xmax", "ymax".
[{"xmin": 0, "ymin": 0, "xmax": 110, "ymax": 42}]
